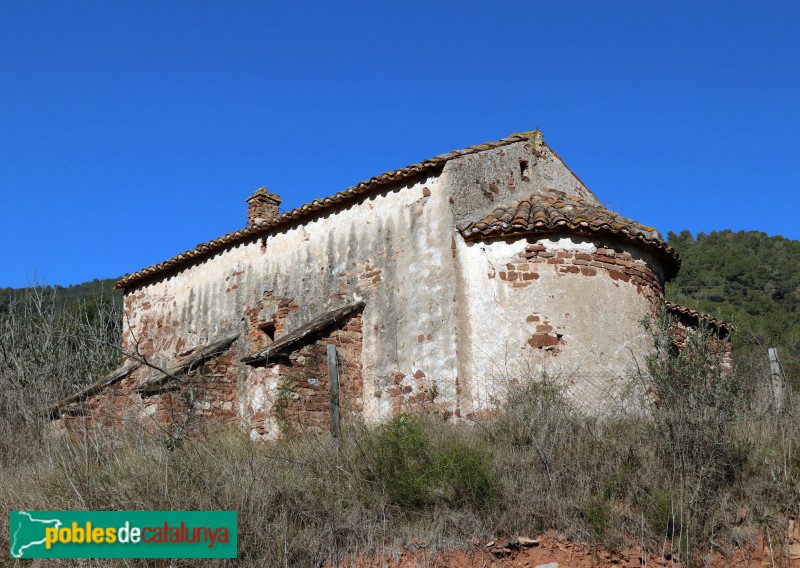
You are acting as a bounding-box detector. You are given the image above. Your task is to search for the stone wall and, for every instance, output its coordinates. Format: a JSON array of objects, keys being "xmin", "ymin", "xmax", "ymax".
[
  {"xmin": 50, "ymin": 346, "xmax": 241, "ymax": 438},
  {"xmin": 453, "ymin": 234, "xmax": 666, "ymax": 414},
  {"xmin": 247, "ymin": 312, "xmax": 364, "ymax": 439},
  {"xmin": 446, "ymin": 136, "xmax": 598, "ymax": 230},
  {"xmin": 117, "ymin": 171, "xmax": 462, "ymax": 434},
  {"xmin": 670, "ymin": 318, "xmax": 733, "ymax": 371},
  {"xmin": 498, "ymin": 242, "xmax": 664, "ymax": 313}
]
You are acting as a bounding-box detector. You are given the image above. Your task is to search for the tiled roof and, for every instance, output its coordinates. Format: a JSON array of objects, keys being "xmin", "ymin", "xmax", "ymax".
[
  {"xmin": 461, "ymin": 190, "xmax": 680, "ymax": 278},
  {"xmin": 665, "ymin": 301, "xmax": 734, "ymax": 335},
  {"xmin": 115, "ymin": 132, "xmax": 543, "ymax": 289}
]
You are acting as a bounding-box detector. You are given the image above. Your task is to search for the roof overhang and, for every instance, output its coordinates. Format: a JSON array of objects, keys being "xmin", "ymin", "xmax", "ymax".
[
  {"xmin": 665, "ymin": 301, "xmax": 733, "ymax": 337},
  {"xmin": 243, "ymin": 301, "xmax": 365, "ymax": 365},
  {"xmin": 460, "ymin": 190, "xmax": 681, "ymax": 280}
]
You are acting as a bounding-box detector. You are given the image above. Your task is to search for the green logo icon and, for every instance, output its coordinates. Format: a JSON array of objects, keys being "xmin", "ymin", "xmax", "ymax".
[
  {"xmin": 9, "ymin": 511, "xmax": 237, "ymax": 559},
  {"xmin": 10, "ymin": 511, "xmax": 63, "ymax": 558}
]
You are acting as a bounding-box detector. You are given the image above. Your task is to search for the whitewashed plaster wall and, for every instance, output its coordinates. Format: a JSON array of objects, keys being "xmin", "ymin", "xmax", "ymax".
[
  {"xmin": 122, "ymin": 173, "xmax": 463, "ymax": 428},
  {"xmin": 452, "ymin": 234, "xmax": 664, "ymax": 414}
]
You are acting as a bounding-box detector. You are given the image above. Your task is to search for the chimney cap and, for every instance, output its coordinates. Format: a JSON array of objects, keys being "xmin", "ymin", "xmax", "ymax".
[{"xmin": 246, "ymin": 186, "xmax": 282, "ymax": 204}]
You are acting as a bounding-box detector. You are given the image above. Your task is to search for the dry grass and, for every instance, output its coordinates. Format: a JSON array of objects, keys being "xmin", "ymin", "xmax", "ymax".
[
  {"xmin": 2, "ymin": 382, "xmax": 798, "ymax": 567},
  {"xmin": 1, "ymin": 294, "xmax": 798, "ymax": 567}
]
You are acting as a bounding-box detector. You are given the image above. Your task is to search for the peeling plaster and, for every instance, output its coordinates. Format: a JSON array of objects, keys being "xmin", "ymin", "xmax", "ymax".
[{"xmin": 59, "ymin": 137, "xmax": 673, "ymax": 438}]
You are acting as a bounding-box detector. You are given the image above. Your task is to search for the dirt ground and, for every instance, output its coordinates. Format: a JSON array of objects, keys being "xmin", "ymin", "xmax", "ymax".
[{"xmin": 340, "ymin": 527, "xmax": 800, "ymax": 568}]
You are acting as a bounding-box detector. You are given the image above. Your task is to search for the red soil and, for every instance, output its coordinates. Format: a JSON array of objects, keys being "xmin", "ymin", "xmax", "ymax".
[{"xmin": 340, "ymin": 527, "xmax": 800, "ymax": 568}]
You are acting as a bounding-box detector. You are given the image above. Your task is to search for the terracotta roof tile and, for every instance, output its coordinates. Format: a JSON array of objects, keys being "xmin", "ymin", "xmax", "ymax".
[
  {"xmin": 461, "ymin": 190, "xmax": 680, "ymax": 278},
  {"xmin": 665, "ymin": 301, "xmax": 734, "ymax": 335},
  {"xmin": 115, "ymin": 131, "xmax": 541, "ymax": 289}
]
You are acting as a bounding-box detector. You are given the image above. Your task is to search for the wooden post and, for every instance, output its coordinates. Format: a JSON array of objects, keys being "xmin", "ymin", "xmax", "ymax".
[
  {"xmin": 768, "ymin": 347, "xmax": 785, "ymax": 413},
  {"xmin": 327, "ymin": 344, "xmax": 340, "ymax": 437}
]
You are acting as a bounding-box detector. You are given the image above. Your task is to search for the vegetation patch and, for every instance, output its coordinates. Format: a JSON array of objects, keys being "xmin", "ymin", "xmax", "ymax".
[
  {"xmin": 3, "ymin": 229, "xmax": 800, "ymax": 567},
  {"xmin": 369, "ymin": 413, "xmax": 499, "ymax": 510}
]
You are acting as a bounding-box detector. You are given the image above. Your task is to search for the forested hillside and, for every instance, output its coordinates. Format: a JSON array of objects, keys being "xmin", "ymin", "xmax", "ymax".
[
  {"xmin": 0, "ymin": 278, "xmax": 120, "ymax": 320},
  {"xmin": 666, "ymin": 229, "xmax": 800, "ymax": 380}
]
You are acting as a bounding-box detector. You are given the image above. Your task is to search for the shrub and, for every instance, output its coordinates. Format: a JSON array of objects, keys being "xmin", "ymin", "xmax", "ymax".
[
  {"xmin": 585, "ymin": 496, "xmax": 609, "ymax": 539},
  {"xmin": 370, "ymin": 414, "xmax": 432, "ymax": 508},
  {"xmin": 369, "ymin": 413, "xmax": 499, "ymax": 510},
  {"xmin": 645, "ymin": 488, "xmax": 679, "ymax": 538},
  {"xmin": 641, "ymin": 311, "xmax": 751, "ymax": 561},
  {"xmin": 429, "ymin": 439, "xmax": 500, "ymax": 508}
]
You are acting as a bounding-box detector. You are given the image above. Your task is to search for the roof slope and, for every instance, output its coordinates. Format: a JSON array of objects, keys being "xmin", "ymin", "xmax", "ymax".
[
  {"xmin": 666, "ymin": 301, "xmax": 733, "ymax": 335},
  {"xmin": 116, "ymin": 132, "xmax": 542, "ymax": 289},
  {"xmin": 461, "ymin": 190, "xmax": 680, "ymax": 278},
  {"xmin": 136, "ymin": 332, "xmax": 240, "ymax": 394},
  {"xmin": 45, "ymin": 362, "xmax": 141, "ymax": 417}
]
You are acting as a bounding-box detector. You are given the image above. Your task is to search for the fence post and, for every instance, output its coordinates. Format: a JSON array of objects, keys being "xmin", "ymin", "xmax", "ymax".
[
  {"xmin": 768, "ymin": 347, "xmax": 785, "ymax": 413},
  {"xmin": 327, "ymin": 344, "xmax": 340, "ymax": 437}
]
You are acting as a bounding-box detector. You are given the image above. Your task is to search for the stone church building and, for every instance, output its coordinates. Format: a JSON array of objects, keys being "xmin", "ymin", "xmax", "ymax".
[{"xmin": 48, "ymin": 130, "xmax": 730, "ymax": 438}]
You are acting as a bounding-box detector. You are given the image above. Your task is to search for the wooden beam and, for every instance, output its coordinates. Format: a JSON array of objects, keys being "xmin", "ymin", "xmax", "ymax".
[
  {"xmin": 45, "ymin": 362, "xmax": 141, "ymax": 417},
  {"xmin": 327, "ymin": 344, "xmax": 340, "ymax": 438},
  {"xmin": 136, "ymin": 332, "xmax": 239, "ymax": 394},
  {"xmin": 768, "ymin": 347, "xmax": 785, "ymax": 413},
  {"xmin": 242, "ymin": 301, "xmax": 364, "ymax": 364}
]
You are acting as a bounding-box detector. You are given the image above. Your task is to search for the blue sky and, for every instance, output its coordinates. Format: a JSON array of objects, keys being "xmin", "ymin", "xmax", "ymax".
[{"xmin": 2, "ymin": 1, "xmax": 799, "ymax": 288}]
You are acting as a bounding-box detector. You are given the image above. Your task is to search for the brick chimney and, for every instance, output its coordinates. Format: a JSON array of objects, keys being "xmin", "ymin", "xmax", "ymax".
[{"xmin": 246, "ymin": 187, "xmax": 282, "ymax": 227}]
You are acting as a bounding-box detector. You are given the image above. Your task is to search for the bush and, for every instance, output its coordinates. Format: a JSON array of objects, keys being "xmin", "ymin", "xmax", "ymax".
[
  {"xmin": 640, "ymin": 311, "xmax": 752, "ymax": 561},
  {"xmin": 429, "ymin": 439, "xmax": 500, "ymax": 508},
  {"xmin": 645, "ymin": 488, "xmax": 679, "ymax": 538},
  {"xmin": 369, "ymin": 413, "xmax": 499, "ymax": 510},
  {"xmin": 370, "ymin": 414, "xmax": 432, "ymax": 508},
  {"xmin": 0, "ymin": 284, "xmax": 120, "ymax": 465}
]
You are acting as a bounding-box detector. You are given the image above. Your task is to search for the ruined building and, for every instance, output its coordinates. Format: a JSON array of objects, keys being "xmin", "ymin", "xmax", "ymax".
[{"xmin": 48, "ymin": 131, "xmax": 731, "ymax": 438}]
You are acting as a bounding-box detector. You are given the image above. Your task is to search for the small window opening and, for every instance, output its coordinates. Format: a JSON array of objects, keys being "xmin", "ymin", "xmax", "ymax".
[
  {"xmin": 519, "ymin": 159, "xmax": 530, "ymax": 180},
  {"xmin": 259, "ymin": 322, "xmax": 276, "ymax": 343}
]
